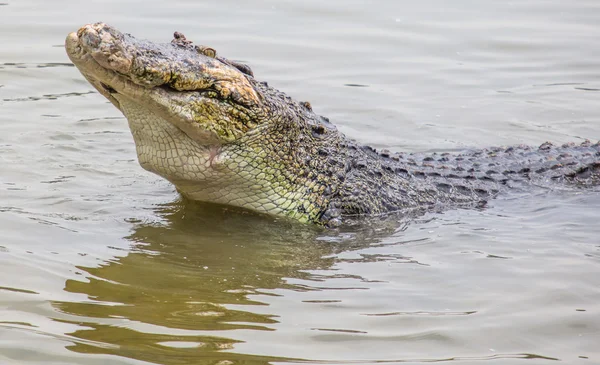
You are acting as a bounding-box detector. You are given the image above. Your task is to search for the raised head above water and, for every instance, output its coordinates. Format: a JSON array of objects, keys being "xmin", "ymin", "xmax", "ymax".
[{"xmin": 66, "ymin": 23, "xmax": 600, "ymax": 225}]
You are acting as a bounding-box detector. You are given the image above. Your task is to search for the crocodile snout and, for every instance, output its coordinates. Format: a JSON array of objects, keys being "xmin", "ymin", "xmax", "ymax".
[{"xmin": 75, "ymin": 23, "xmax": 133, "ymax": 76}]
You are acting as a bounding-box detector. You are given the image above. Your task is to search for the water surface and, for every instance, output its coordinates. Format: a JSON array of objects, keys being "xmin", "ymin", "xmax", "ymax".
[{"xmin": 1, "ymin": 0, "xmax": 599, "ymax": 364}]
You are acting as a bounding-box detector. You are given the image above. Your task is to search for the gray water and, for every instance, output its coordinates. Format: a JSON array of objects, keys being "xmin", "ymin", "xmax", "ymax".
[{"xmin": 1, "ymin": 0, "xmax": 600, "ymax": 364}]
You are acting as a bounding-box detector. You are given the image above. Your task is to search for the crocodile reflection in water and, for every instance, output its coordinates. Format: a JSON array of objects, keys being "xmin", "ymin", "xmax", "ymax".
[
  {"xmin": 65, "ymin": 23, "xmax": 600, "ymax": 226},
  {"xmin": 53, "ymin": 201, "xmax": 406, "ymax": 364}
]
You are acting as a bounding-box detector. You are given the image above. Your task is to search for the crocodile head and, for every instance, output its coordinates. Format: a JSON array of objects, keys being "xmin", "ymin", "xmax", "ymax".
[
  {"xmin": 65, "ymin": 23, "xmax": 267, "ymax": 145},
  {"xmin": 65, "ymin": 23, "xmax": 342, "ymax": 224}
]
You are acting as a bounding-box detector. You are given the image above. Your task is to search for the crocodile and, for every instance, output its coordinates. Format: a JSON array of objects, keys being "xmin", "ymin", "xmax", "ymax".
[{"xmin": 65, "ymin": 23, "xmax": 600, "ymax": 226}]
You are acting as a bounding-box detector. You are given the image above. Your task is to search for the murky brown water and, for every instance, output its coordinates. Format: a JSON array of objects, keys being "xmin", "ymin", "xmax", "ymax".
[{"xmin": 1, "ymin": 0, "xmax": 600, "ymax": 364}]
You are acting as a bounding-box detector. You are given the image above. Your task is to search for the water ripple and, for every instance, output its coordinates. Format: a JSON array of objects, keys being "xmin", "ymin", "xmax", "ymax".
[{"xmin": 3, "ymin": 90, "xmax": 95, "ymax": 102}]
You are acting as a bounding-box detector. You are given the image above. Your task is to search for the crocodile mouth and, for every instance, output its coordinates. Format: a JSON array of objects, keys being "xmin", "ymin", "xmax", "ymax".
[
  {"xmin": 99, "ymin": 82, "xmax": 117, "ymax": 94},
  {"xmin": 65, "ymin": 30, "xmax": 127, "ymax": 109},
  {"xmin": 65, "ymin": 23, "xmax": 264, "ymax": 145}
]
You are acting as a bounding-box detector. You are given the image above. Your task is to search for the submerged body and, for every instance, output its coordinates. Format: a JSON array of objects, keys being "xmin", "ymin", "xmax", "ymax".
[{"xmin": 65, "ymin": 23, "xmax": 600, "ymax": 225}]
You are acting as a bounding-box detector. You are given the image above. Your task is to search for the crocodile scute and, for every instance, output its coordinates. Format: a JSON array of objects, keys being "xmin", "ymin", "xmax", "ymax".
[{"xmin": 65, "ymin": 23, "xmax": 600, "ymax": 225}]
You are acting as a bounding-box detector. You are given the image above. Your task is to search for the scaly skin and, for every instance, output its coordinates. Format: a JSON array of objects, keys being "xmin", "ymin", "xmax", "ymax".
[{"xmin": 65, "ymin": 23, "xmax": 600, "ymax": 226}]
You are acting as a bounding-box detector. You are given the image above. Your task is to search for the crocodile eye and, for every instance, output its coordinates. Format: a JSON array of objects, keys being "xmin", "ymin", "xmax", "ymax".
[
  {"xmin": 225, "ymin": 60, "xmax": 254, "ymax": 77},
  {"xmin": 195, "ymin": 45, "xmax": 216, "ymax": 58}
]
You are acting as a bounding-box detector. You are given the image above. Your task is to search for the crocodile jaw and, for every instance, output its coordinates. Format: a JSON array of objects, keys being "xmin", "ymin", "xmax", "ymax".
[{"xmin": 65, "ymin": 25, "xmax": 250, "ymax": 147}]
